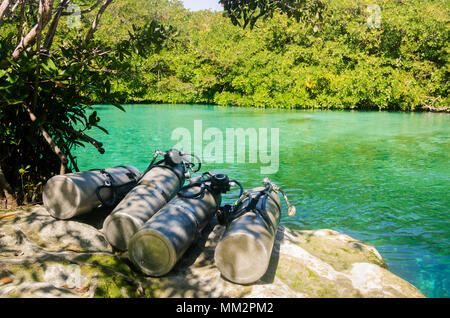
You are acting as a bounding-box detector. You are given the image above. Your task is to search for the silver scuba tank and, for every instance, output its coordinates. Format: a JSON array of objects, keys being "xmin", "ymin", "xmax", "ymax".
[
  {"xmin": 102, "ymin": 149, "xmax": 201, "ymax": 251},
  {"xmin": 128, "ymin": 172, "xmax": 243, "ymax": 277},
  {"xmin": 214, "ymin": 178, "xmax": 296, "ymax": 285},
  {"xmin": 43, "ymin": 166, "xmax": 141, "ymax": 220}
]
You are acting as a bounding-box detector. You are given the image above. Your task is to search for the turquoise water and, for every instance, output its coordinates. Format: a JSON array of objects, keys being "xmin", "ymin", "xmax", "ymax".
[{"xmin": 74, "ymin": 104, "xmax": 450, "ymax": 298}]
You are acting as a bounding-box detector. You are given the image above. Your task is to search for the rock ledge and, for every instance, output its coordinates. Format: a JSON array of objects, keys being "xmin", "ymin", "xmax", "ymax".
[{"xmin": 0, "ymin": 206, "xmax": 425, "ymax": 298}]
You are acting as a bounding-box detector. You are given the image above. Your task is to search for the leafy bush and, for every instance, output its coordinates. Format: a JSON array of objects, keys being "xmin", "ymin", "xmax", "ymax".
[
  {"xmin": 0, "ymin": 0, "xmax": 169, "ymax": 207},
  {"xmin": 114, "ymin": 0, "xmax": 448, "ymax": 112}
]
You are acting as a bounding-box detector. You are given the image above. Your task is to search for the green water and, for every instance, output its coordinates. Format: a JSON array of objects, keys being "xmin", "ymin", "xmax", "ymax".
[{"xmin": 74, "ymin": 104, "xmax": 450, "ymax": 298}]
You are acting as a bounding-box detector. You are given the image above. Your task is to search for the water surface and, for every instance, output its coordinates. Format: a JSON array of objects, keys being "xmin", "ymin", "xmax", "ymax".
[{"xmin": 74, "ymin": 104, "xmax": 450, "ymax": 297}]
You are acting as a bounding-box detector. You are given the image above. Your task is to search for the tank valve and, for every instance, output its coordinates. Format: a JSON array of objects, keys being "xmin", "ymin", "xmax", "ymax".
[
  {"xmin": 262, "ymin": 178, "xmax": 296, "ymax": 217},
  {"xmin": 210, "ymin": 174, "xmax": 231, "ymax": 194},
  {"xmin": 144, "ymin": 149, "xmax": 202, "ymax": 178}
]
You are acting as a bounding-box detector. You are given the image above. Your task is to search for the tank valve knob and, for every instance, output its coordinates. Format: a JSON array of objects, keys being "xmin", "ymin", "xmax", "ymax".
[
  {"xmin": 210, "ymin": 173, "xmax": 231, "ymax": 194},
  {"xmin": 164, "ymin": 149, "xmax": 184, "ymax": 166}
]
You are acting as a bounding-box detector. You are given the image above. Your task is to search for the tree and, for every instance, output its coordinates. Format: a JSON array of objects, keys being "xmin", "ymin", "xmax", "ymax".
[
  {"xmin": 0, "ymin": 0, "xmax": 324, "ymax": 209},
  {"xmin": 219, "ymin": 0, "xmax": 324, "ymax": 29},
  {"xmin": 0, "ymin": 0, "xmax": 168, "ymax": 208}
]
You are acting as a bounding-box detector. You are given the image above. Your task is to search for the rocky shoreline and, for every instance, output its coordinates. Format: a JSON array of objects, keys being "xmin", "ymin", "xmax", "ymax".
[{"xmin": 0, "ymin": 206, "xmax": 425, "ymax": 298}]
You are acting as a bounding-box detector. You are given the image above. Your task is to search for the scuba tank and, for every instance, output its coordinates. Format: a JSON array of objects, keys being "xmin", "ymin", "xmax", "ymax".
[
  {"xmin": 128, "ymin": 172, "xmax": 243, "ymax": 277},
  {"xmin": 214, "ymin": 178, "xmax": 296, "ymax": 285},
  {"xmin": 102, "ymin": 149, "xmax": 201, "ymax": 251},
  {"xmin": 43, "ymin": 166, "xmax": 141, "ymax": 220}
]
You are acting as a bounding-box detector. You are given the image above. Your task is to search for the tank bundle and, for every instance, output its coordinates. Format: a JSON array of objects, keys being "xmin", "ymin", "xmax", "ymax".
[{"xmin": 42, "ymin": 149, "xmax": 296, "ymax": 283}]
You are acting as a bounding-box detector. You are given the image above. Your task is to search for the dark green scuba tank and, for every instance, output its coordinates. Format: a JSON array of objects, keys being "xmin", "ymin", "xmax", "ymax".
[
  {"xmin": 128, "ymin": 172, "xmax": 243, "ymax": 277},
  {"xmin": 43, "ymin": 166, "xmax": 141, "ymax": 220},
  {"xmin": 103, "ymin": 149, "xmax": 201, "ymax": 251},
  {"xmin": 214, "ymin": 178, "xmax": 296, "ymax": 284}
]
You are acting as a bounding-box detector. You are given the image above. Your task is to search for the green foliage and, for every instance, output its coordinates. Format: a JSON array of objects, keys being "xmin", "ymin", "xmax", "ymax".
[
  {"xmin": 0, "ymin": 1, "xmax": 170, "ymax": 204},
  {"xmin": 219, "ymin": 0, "xmax": 325, "ymax": 29},
  {"xmin": 1, "ymin": 34, "xmax": 117, "ymax": 202},
  {"xmin": 111, "ymin": 0, "xmax": 448, "ymax": 112},
  {"xmin": 1, "ymin": 0, "xmax": 448, "ymax": 205}
]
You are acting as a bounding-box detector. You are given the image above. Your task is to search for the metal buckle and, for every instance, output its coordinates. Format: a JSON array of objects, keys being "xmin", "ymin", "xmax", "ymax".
[{"xmin": 101, "ymin": 170, "xmax": 112, "ymax": 187}]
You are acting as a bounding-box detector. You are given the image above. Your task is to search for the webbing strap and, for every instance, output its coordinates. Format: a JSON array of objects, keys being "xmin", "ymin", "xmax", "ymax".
[
  {"xmin": 95, "ymin": 167, "xmax": 139, "ymax": 207},
  {"xmin": 227, "ymin": 189, "xmax": 279, "ymax": 232},
  {"xmin": 138, "ymin": 180, "xmax": 170, "ymax": 202}
]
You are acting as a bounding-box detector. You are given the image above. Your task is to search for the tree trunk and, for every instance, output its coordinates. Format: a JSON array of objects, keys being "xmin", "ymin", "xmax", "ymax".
[
  {"xmin": 12, "ymin": 0, "xmax": 54, "ymax": 59},
  {"xmin": 85, "ymin": 0, "xmax": 113, "ymax": 44},
  {"xmin": 14, "ymin": 0, "xmax": 25, "ymax": 47},
  {"xmin": 0, "ymin": 166, "xmax": 18, "ymax": 209},
  {"xmin": 43, "ymin": 0, "xmax": 71, "ymax": 51},
  {"xmin": 23, "ymin": 104, "xmax": 69, "ymax": 165}
]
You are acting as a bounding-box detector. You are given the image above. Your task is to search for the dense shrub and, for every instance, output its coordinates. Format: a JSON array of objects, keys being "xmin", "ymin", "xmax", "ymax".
[{"xmin": 112, "ymin": 0, "xmax": 448, "ymax": 111}]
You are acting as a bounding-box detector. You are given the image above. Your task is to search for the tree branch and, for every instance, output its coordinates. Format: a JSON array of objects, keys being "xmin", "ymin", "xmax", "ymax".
[
  {"xmin": 0, "ymin": 0, "xmax": 12, "ymax": 25},
  {"xmin": 84, "ymin": 0, "xmax": 113, "ymax": 45},
  {"xmin": 10, "ymin": 0, "xmax": 20, "ymax": 13},
  {"xmin": 0, "ymin": 165, "xmax": 18, "ymax": 209},
  {"xmin": 43, "ymin": 0, "xmax": 71, "ymax": 51},
  {"xmin": 61, "ymin": 0, "xmax": 102, "ymax": 16},
  {"xmin": 12, "ymin": 0, "xmax": 54, "ymax": 60},
  {"xmin": 22, "ymin": 104, "xmax": 69, "ymax": 171},
  {"xmin": 271, "ymin": 0, "xmax": 298, "ymax": 12},
  {"xmin": 67, "ymin": 151, "xmax": 80, "ymax": 172},
  {"xmin": 67, "ymin": 126, "xmax": 105, "ymax": 154}
]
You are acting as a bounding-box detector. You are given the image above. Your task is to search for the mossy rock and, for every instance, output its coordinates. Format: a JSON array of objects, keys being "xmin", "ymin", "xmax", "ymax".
[
  {"xmin": 281, "ymin": 228, "xmax": 388, "ymax": 271},
  {"xmin": 0, "ymin": 206, "xmax": 425, "ymax": 298}
]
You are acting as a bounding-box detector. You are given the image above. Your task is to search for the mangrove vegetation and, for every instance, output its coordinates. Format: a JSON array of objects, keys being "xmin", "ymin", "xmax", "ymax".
[
  {"xmin": 103, "ymin": 0, "xmax": 448, "ymax": 111},
  {"xmin": 0, "ymin": 0, "xmax": 448, "ymax": 207}
]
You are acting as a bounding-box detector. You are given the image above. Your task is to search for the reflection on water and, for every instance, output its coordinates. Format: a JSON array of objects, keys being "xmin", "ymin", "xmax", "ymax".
[{"xmin": 74, "ymin": 104, "xmax": 450, "ymax": 298}]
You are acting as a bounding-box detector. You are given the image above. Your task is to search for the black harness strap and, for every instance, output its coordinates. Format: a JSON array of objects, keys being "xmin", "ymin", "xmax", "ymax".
[
  {"xmin": 225, "ymin": 188, "xmax": 279, "ymax": 232},
  {"xmin": 95, "ymin": 167, "xmax": 140, "ymax": 207},
  {"xmin": 95, "ymin": 169, "xmax": 117, "ymax": 207},
  {"xmin": 116, "ymin": 165, "xmax": 140, "ymax": 181}
]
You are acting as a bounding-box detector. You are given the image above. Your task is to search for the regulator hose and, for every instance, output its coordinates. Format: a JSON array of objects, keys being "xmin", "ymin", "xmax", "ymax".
[{"xmin": 183, "ymin": 152, "xmax": 202, "ymax": 173}]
